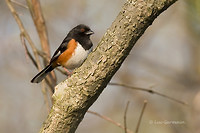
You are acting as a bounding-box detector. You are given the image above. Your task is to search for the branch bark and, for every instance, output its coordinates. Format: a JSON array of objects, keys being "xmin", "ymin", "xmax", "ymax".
[{"xmin": 40, "ymin": 0, "xmax": 178, "ymax": 132}]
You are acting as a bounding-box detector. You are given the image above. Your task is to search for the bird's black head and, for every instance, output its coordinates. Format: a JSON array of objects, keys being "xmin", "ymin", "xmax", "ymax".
[
  {"xmin": 69, "ymin": 24, "xmax": 94, "ymax": 38},
  {"xmin": 67, "ymin": 24, "xmax": 94, "ymax": 50}
]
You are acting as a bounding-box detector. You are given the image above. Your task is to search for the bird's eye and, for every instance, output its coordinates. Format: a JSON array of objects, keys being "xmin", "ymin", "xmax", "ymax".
[{"xmin": 80, "ymin": 28, "xmax": 85, "ymax": 32}]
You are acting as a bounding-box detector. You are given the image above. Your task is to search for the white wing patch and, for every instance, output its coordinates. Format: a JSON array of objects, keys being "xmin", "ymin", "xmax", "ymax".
[
  {"xmin": 54, "ymin": 51, "xmax": 61, "ymax": 58},
  {"xmin": 64, "ymin": 42, "xmax": 92, "ymax": 69}
]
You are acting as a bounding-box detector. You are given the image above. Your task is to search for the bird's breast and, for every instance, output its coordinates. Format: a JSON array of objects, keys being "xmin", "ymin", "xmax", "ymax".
[{"xmin": 63, "ymin": 42, "xmax": 92, "ymax": 69}]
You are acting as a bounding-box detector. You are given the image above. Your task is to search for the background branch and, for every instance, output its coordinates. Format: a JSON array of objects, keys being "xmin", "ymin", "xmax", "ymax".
[
  {"xmin": 109, "ymin": 82, "xmax": 188, "ymax": 105},
  {"xmin": 26, "ymin": 0, "xmax": 57, "ymax": 88},
  {"xmin": 135, "ymin": 100, "xmax": 147, "ymax": 133},
  {"xmin": 6, "ymin": 0, "xmax": 53, "ymax": 111},
  {"xmin": 11, "ymin": 0, "xmax": 28, "ymax": 9},
  {"xmin": 87, "ymin": 110, "xmax": 133, "ymax": 133},
  {"xmin": 20, "ymin": 34, "xmax": 37, "ymax": 68},
  {"xmin": 26, "ymin": 0, "xmax": 50, "ymax": 61},
  {"xmin": 124, "ymin": 101, "xmax": 130, "ymax": 133}
]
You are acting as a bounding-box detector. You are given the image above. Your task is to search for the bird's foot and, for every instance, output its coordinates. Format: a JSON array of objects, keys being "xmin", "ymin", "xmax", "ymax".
[{"xmin": 63, "ymin": 68, "xmax": 73, "ymax": 78}]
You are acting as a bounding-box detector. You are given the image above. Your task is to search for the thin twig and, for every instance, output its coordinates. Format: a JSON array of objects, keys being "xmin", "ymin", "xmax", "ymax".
[
  {"xmin": 135, "ymin": 100, "xmax": 147, "ymax": 133},
  {"xmin": 87, "ymin": 110, "xmax": 133, "ymax": 133},
  {"xmin": 124, "ymin": 101, "xmax": 130, "ymax": 133},
  {"xmin": 20, "ymin": 33, "xmax": 38, "ymax": 68},
  {"xmin": 109, "ymin": 82, "xmax": 188, "ymax": 105},
  {"xmin": 11, "ymin": 0, "xmax": 28, "ymax": 9}
]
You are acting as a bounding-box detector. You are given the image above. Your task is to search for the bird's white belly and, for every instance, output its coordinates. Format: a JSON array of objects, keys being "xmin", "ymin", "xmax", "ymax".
[{"xmin": 64, "ymin": 43, "xmax": 92, "ymax": 69}]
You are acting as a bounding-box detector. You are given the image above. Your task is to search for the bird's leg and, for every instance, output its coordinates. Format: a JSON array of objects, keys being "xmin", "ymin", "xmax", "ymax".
[{"xmin": 63, "ymin": 67, "xmax": 73, "ymax": 77}]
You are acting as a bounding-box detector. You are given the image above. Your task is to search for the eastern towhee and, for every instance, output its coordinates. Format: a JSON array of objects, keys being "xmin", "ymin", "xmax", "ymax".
[{"xmin": 31, "ymin": 24, "xmax": 94, "ymax": 83}]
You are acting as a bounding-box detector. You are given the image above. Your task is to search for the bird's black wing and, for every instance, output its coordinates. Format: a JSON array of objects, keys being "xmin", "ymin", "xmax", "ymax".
[{"xmin": 50, "ymin": 38, "xmax": 71, "ymax": 63}]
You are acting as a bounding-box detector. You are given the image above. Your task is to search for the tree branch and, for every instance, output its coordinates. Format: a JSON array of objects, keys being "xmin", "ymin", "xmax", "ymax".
[{"xmin": 39, "ymin": 0, "xmax": 178, "ymax": 132}]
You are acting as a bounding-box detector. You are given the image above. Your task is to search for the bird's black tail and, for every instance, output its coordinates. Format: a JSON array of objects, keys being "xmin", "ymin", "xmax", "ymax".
[{"xmin": 31, "ymin": 64, "xmax": 54, "ymax": 83}]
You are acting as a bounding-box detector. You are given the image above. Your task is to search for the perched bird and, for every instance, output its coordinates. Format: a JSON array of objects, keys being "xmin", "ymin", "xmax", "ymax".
[{"xmin": 31, "ymin": 24, "xmax": 94, "ymax": 83}]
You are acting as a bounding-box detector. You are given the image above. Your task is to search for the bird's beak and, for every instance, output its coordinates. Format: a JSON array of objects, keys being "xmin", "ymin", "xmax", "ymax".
[{"xmin": 85, "ymin": 30, "xmax": 94, "ymax": 35}]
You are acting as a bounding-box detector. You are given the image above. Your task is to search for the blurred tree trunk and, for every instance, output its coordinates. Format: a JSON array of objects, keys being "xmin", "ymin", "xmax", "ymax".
[{"xmin": 40, "ymin": 0, "xmax": 178, "ymax": 132}]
